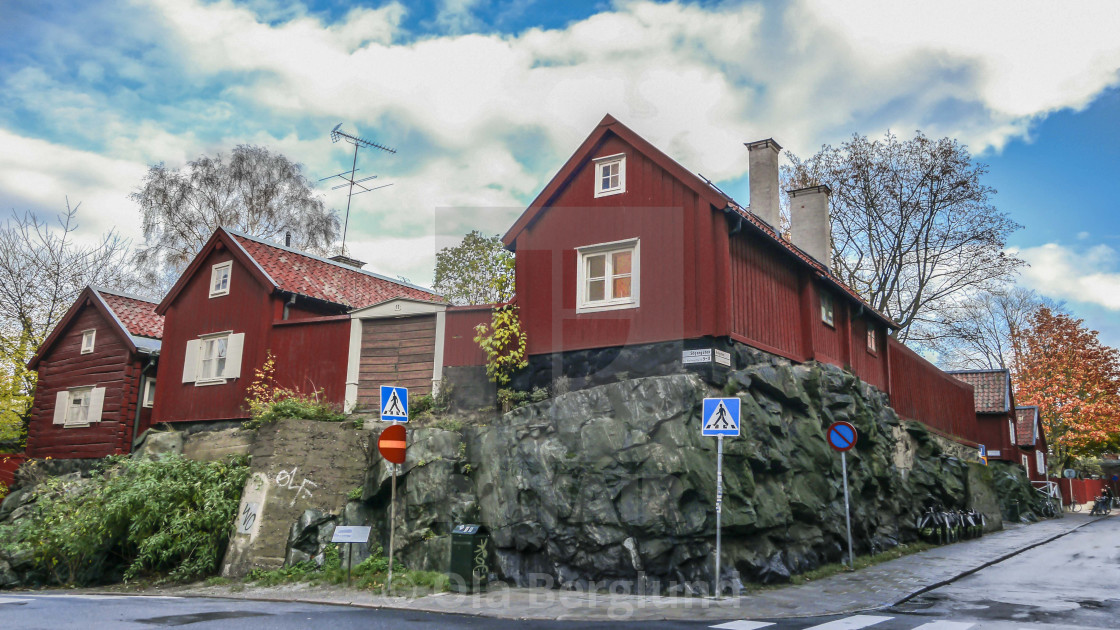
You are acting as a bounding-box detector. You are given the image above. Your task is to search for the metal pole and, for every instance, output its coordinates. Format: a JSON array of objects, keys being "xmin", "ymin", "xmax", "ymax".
[
  {"xmin": 387, "ymin": 459, "xmax": 397, "ymax": 592},
  {"xmin": 347, "ymin": 541, "xmax": 353, "ymax": 587},
  {"xmin": 342, "ymin": 142, "xmax": 358, "ymax": 252},
  {"xmin": 714, "ymin": 435, "xmax": 723, "ymax": 598},
  {"xmin": 842, "ymin": 451, "xmax": 854, "ymax": 570},
  {"xmin": 1069, "ymin": 477, "xmax": 1074, "ymax": 509}
]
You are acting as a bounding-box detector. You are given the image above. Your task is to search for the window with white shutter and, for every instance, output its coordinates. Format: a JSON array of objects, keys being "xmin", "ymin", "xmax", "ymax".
[{"xmin": 191, "ymin": 332, "xmax": 245, "ymax": 384}]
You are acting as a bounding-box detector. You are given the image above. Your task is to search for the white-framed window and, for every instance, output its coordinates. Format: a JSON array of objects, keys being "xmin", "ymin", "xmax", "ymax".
[
  {"xmin": 1009, "ymin": 419, "xmax": 1016, "ymax": 445},
  {"xmin": 52, "ymin": 386, "xmax": 105, "ymax": 427},
  {"xmin": 81, "ymin": 329, "xmax": 96, "ymax": 354},
  {"xmin": 593, "ymin": 154, "xmax": 626, "ymax": 198},
  {"xmin": 576, "ymin": 239, "xmax": 639, "ymax": 313},
  {"xmin": 182, "ymin": 332, "xmax": 244, "ymax": 385},
  {"xmin": 210, "ymin": 261, "xmax": 232, "ymax": 297},
  {"xmin": 1035, "ymin": 450, "xmax": 1045, "ymax": 475},
  {"xmin": 820, "ymin": 291, "xmax": 835, "ymax": 327},
  {"xmin": 866, "ymin": 323, "xmax": 877, "ymax": 353},
  {"xmin": 142, "ymin": 376, "xmax": 156, "ymax": 408},
  {"xmin": 1021, "ymin": 454, "xmax": 1029, "ymax": 471}
]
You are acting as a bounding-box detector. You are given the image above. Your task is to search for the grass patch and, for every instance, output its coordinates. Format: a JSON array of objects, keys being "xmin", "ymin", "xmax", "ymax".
[
  {"xmin": 243, "ymin": 543, "xmax": 448, "ymax": 595},
  {"xmin": 789, "ymin": 541, "xmax": 936, "ymax": 585}
]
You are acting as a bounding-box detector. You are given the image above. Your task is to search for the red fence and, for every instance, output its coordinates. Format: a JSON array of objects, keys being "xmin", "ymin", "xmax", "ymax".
[
  {"xmin": 444, "ymin": 306, "xmax": 492, "ymax": 367},
  {"xmin": 1057, "ymin": 478, "xmax": 1111, "ymax": 505},
  {"xmin": 887, "ymin": 338, "xmax": 978, "ymax": 442},
  {"xmin": 0, "ymin": 452, "xmax": 27, "ymax": 487}
]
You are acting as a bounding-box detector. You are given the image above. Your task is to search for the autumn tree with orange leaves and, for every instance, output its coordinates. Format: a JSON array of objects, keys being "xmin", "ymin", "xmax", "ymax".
[{"xmin": 1012, "ymin": 308, "xmax": 1120, "ymax": 472}]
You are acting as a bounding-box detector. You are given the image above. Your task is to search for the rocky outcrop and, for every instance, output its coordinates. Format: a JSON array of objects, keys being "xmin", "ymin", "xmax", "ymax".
[{"xmin": 353, "ymin": 355, "xmax": 1050, "ymax": 589}]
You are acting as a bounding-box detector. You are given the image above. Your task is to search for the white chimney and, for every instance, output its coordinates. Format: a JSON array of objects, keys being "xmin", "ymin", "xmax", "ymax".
[
  {"xmin": 745, "ymin": 138, "xmax": 782, "ymax": 229},
  {"xmin": 788, "ymin": 185, "xmax": 832, "ymax": 271}
]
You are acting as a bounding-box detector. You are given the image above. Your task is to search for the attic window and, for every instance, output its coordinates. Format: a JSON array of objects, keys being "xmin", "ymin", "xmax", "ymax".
[
  {"xmin": 210, "ymin": 261, "xmax": 232, "ymax": 297},
  {"xmin": 81, "ymin": 329, "xmax": 96, "ymax": 354},
  {"xmin": 866, "ymin": 323, "xmax": 877, "ymax": 353},
  {"xmin": 593, "ymin": 154, "xmax": 626, "ymax": 198},
  {"xmin": 820, "ymin": 292, "xmax": 835, "ymax": 327}
]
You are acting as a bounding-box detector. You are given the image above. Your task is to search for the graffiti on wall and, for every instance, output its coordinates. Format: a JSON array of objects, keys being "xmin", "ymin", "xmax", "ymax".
[{"xmin": 275, "ymin": 466, "xmax": 319, "ymax": 507}]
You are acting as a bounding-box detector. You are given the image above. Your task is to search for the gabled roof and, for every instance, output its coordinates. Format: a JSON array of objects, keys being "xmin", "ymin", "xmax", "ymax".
[
  {"xmin": 157, "ymin": 228, "xmax": 442, "ymax": 314},
  {"xmin": 949, "ymin": 369, "xmax": 1012, "ymax": 414},
  {"xmin": 1014, "ymin": 406, "xmax": 1041, "ymax": 447},
  {"xmin": 501, "ymin": 114, "xmax": 896, "ymax": 329},
  {"xmin": 28, "ymin": 286, "xmax": 164, "ymax": 370}
]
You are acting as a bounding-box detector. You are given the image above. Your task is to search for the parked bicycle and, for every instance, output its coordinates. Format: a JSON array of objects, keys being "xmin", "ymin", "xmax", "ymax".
[{"xmin": 1067, "ymin": 500, "xmax": 1082, "ymax": 513}]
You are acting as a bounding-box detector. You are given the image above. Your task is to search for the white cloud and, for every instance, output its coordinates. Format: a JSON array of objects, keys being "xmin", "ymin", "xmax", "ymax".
[{"xmin": 1014, "ymin": 243, "xmax": 1120, "ymax": 310}]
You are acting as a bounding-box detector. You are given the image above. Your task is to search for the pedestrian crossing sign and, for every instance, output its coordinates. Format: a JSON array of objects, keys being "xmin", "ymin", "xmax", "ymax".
[
  {"xmin": 702, "ymin": 397, "xmax": 740, "ymax": 437},
  {"xmin": 380, "ymin": 386, "xmax": 409, "ymax": 422}
]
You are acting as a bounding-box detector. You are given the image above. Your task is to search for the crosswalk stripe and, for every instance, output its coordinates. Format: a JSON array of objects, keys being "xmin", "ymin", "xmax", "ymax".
[
  {"xmin": 910, "ymin": 622, "xmax": 975, "ymax": 630},
  {"xmin": 710, "ymin": 622, "xmax": 775, "ymax": 630},
  {"xmin": 803, "ymin": 615, "xmax": 894, "ymax": 630}
]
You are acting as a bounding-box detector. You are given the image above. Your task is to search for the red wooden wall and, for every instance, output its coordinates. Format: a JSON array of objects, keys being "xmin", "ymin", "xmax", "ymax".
[
  {"xmin": 154, "ymin": 245, "xmax": 277, "ymax": 422},
  {"xmin": 729, "ymin": 233, "xmax": 806, "ymax": 360},
  {"xmin": 444, "ymin": 306, "xmax": 491, "ymax": 367},
  {"xmin": 887, "ymin": 338, "xmax": 977, "ymax": 441},
  {"xmin": 271, "ymin": 316, "xmax": 350, "ymax": 406},
  {"xmin": 513, "ymin": 134, "xmax": 728, "ymax": 355},
  {"xmin": 973, "ymin": 415, "xmax": 1019, "ymax": 462},
  {"xmin": 26, "ymin": 304, "xmax": 137, "ymax": 458},
  {"xmin": 1059, "ymin": 478, "xmax": 1107, "ymax": 505},
  {"xmin": 0, "ymin": 453, "xmax": 27, "ymax": 487}
]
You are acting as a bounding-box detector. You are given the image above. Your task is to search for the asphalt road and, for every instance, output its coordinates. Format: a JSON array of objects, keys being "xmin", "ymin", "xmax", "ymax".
[{"xmin": 1, "ymin": 516, "xmax": 1115, "ymax": 629}]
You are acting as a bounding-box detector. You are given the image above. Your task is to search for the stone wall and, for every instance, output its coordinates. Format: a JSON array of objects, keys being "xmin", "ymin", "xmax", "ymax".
[
  {"xmin": 220, "ymin": 419, "xmax": 367, "ymax": 577},
  {"xmin": 346, "ymin": 356, "xmax": 1051, "ymax": 589}
]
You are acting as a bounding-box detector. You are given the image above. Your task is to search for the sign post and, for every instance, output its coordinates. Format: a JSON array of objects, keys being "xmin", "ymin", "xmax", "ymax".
[
  {"xmin": 702, "ymin": 397, "xmax": 740, "ymax": 598},
  {"xmin": 827, "ymin": 420, "xmax": 858, "ymax": 570},
  {"xmin": 1063, "ymin": 468, "xmax": 1077, "ymax": 506},
  {"xmin": 378, "ymin": 409, "xmax": 408, "ymax": 592},
  {"xmin": 331, "ymin": 526, "xmax": 372, "ymax": 587}
]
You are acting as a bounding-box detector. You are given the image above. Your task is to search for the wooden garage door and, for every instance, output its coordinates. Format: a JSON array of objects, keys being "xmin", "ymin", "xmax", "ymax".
[{"xmin": 357, "ymin": 315, "xmax": 436, "ymax": 411}]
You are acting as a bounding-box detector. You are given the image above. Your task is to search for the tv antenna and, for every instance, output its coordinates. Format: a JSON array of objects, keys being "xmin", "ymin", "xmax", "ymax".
[{"xmin": 321, "ymin": 123, "xmax": 396, "ymax": 254}]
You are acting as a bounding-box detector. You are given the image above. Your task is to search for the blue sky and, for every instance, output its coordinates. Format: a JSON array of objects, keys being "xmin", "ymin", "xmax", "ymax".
[{"xmin": 2, "ymin": 0, "xmax": 1119, "ymax": 347}]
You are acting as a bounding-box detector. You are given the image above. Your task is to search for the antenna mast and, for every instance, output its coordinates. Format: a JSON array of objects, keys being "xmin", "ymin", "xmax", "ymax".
[{"xmin": 322, "ymin": 123, "xmax": 396, "ymax": 254}]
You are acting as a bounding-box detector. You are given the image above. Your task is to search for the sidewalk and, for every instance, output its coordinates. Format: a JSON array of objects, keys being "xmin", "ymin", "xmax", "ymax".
[{"xmin": 103, "ymin": 513, "xmax": 1102, "ymax": 622}]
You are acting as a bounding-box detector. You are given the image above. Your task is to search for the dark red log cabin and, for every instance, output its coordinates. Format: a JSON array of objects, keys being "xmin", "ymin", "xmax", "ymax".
[
  {"xmin": 152, "ymin": 228, "xmax": 442, "ymax": 424},
  {"xmin": 26, "ymin": 287, "xmax": 163, "ymax": 458},
  {"xmin": 502, "ymin": 115, "xmax": 895, "ymax": 392},
  {"xmin": 949, "ymin": 369, "xmax": 1021, "ymax": 465},
  {"xmin": 1014, "ymin": 405, "xmax": 1049, "ymax": 481}
]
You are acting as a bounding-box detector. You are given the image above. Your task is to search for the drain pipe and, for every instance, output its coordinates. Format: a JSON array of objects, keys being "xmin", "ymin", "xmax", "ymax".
[{"xmin": 131, "ymin": 355, "xmax": 158, "ymax": 449}]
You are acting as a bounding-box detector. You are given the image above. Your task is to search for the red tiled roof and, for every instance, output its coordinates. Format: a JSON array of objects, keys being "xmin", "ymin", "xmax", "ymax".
[
  {"xmin": 1015, "ymin": 406, "xmax": 1039, "ymax": 446},
  {"xmin": 98, "ymin": 290, "xmax": 164, "ymax": 339},
  {"xmin": 950, "ymin": 370, "xmax": 1011, "ymax": 414},
  {"xmin": 229, "ymin": 232, "xmax": 442, "ymax": 309}
]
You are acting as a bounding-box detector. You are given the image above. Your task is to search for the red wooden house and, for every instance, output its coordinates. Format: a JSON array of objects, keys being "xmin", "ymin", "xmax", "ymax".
[
  {"xmin": 949, "ymin": 369, "xmax": 1020, "ymax": 464},
  {"xmin": 25, "ymin": 287, "xmax": 163, "ymax": 459},
  {"xmin": 1014, "ymin": 405, "xmax": 1048, "ymax": 481},
  {"xmin": 152, "ymin": 228, "xmax": 442, "ymax": 423}
]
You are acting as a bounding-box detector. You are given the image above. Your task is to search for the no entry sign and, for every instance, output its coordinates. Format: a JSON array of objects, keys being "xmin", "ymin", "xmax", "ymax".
[
  {"xmin": 827, "ymin": 421, "xmax": 857, "ymax": 452},
  {"xmin": 378, "ymin": 424, "xmax": 407, "ymax": 464}
]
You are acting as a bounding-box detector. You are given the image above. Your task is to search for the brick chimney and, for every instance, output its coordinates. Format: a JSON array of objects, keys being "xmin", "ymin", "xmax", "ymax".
[
  {"xmin": 745, "ymin": 138, "xmax": 782, "ymax": 229},
  {"xmin": 788, "ymin": 184, "xmax": 832, "ymax": 271}
]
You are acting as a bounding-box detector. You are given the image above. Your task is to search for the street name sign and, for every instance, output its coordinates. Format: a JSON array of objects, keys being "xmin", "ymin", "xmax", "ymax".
[{"xmin": 380, "ymin": 385, "xmax": 409, "ymax": 422}]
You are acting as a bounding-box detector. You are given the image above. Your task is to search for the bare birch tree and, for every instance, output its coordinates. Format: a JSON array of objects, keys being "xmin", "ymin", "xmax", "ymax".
[
  {"xmin": 0, "ymin": 200, "xmax": 134, "ymax": 444},
  {"xmin": 131, "ymin": 145, "xmax": 339, "ymax": 291},
  {"xmin": 783, "ymin": 131, "xmax": 1024, "ymax": 345},
  {"xmin": 930, "ymin": 287, "xmax": 1063, "ymax": 370}
]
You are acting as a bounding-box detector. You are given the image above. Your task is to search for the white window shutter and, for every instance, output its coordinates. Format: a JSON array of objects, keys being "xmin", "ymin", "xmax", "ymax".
[
  {"xmin": 225, "ymin": 333, "xmax": 245, "ymax": 379},
  {"xmin": 182, "ymin": 339, "xmax": 201, "ymax": 383},
  {"xmin": 88, "ymin": 387, "xmax": 106, "ymax": 423},
  {"xmin": 53, "ymin": 391, "xmax": 70, "ymax": 424}
]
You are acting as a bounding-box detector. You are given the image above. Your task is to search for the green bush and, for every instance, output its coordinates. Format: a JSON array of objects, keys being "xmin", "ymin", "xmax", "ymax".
[
  {"xmin": 10, "ymin": 454, "xmax": 250, "ymax": 585},
  {"xmin": 244, "ymin": 393, "xmax": 347, "ymax": 430},
  {"xmin": 245, "ymin": 542, "xmax": 440, "ymax": 593}
]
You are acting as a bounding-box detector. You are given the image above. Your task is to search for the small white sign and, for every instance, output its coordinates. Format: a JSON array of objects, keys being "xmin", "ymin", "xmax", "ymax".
[
  {"xmin": 988, "ymin": 449, "xmax": 1002, "ymax": 457},
  {"xmin": 714, "ymin": 349, "xmax": 731, "ymax": 367},
  {"xmin": 332, "ymin": 526, "xmax": 372, "ymax": 543},
  {"xmin": 682, "ymin": 349, "xmax": 712, "ymax": 365},
  {"xmin": 236, "ymin": 502, "xmax": 259, "ymax": 535}
]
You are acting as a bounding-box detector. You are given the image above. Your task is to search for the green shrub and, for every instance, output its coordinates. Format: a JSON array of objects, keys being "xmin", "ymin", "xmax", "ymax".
[
  {"xmin": 245, "ymin": 543, "xmax": 440, "ymax": 593},
  {"xmin": 244, "ymin": 394, "xmax": 347, "ymax": 430},
  {"xmin": 12, "ymin": 454, "xmax": 250, "ymax": 585}
]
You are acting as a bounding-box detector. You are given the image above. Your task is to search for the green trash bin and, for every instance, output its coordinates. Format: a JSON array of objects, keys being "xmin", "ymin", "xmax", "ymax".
[{"xmin": 449, "ymin": 524, "xmax": 489, "ymax": 592}]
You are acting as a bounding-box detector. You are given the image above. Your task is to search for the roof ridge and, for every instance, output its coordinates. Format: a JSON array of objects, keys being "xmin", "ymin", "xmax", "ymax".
[
  {"xmin": 90, "ymin": 285, "xmax": 162, "ymax": 305},
  {"xmin": 947, "ymin": 368, "xmax": 1008, "ymax": 374},
  {"xmin": 223, "ymin": 227, "xmax": 440, "ymax": 297}
]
